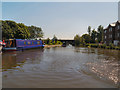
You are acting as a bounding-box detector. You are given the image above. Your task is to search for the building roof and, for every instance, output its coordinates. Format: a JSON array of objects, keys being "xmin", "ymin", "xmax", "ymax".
[
  {"xmin": 104, "ymin": 21, "xmax": 117, "ymax": 30},
  {"xmin": 117, "ymin": 20, "xmax": 120, "ymax": 23},
  {"xmin": 110, "ymin": 22, "xmax": 116, "ymax": 27}
]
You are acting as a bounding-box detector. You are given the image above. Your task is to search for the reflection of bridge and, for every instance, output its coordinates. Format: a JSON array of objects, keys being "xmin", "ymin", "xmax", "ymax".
[{"xmin": 58, "ymin": 39, "xmax": 75, "ymax": 46}]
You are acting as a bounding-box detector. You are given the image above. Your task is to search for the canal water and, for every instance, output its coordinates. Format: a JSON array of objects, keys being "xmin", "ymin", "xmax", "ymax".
[{"xmin": 2, "ymin": 46, "xmax": 120, "ymax": 88}]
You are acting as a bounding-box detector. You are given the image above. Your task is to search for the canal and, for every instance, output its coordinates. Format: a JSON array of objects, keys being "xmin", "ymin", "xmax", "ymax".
[{"xmin": 2, "ymin": 46, "xmax": 120, "ymax": 88}]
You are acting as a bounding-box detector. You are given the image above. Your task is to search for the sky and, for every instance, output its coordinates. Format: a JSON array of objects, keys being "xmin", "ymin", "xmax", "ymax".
[{"xmin": 2, "ymin": 2, "xmax": 118, "ymax": 39}]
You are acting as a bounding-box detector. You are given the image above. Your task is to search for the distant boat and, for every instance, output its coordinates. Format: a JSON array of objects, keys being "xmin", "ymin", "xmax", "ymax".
[
  {"xmin": 3, "ymin": 39, "xmax": 44, "ymax": 51},
  {"xmin": 62, "ymin": 42, "xmax": 66, "ymax": 47}
]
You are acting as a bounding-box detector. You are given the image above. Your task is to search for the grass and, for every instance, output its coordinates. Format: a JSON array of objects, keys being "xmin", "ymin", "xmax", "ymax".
[{"xmin": 86, "ymin": 43, "xmax": 120, "ymax": 50}]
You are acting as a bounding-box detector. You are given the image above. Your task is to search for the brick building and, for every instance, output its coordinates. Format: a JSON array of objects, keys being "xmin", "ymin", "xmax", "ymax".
[{"xmin": 104, "ymin": 21, "xmax": 120, "ymax": 46}]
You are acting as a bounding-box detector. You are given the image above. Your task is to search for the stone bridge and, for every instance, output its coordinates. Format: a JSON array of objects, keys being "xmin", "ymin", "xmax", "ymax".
[{"xmin": 58, "ymin": 39, "xmax": 75, "ymax": 46}]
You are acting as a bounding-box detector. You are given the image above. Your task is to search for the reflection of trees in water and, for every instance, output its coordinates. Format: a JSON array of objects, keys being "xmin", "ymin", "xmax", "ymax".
[
  {"xmin": 2, "ymin": 49, "xmax": 44, "ymax": 71},
  {"xmin": 51, "ymin": 47, "xmax": 57, "ymax": 51},
  {"xmin": 2, "ymin": 54, "xmax": 17, "ymax": 70},
  {"xmin": 74, "ymin": 47, "xmax": 120, "ymax": 60},
  {"xmin": 74, "ymin": 47, "xmax": 96, "ymax": 54}
]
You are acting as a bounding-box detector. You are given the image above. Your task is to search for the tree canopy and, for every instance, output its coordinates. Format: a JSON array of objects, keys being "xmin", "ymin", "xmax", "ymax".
[
  {"xmin": 2, "ymin": 20, "xmax": 44, "ymax": 40},
  {"xmin": 74, "ymin": 25, "xmax": 104, "ymax": 46},
  {"xmin": 97, "ymin": 25, "xmax": 104, "ymax": 43}
]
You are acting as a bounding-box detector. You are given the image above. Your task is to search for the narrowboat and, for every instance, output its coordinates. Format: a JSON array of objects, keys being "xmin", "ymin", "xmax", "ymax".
[{"xmin": 3, "ymin": 39, "xmax": 44, "ymax": 51}]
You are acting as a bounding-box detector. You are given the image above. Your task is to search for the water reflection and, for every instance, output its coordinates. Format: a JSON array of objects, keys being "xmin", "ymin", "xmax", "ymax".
[
  {"xmin": 2, "ymin": 49, "xmax": 44, "ymax": 71},
  {"xmin": 2, "ymin": 47, "xmax": 120, "ymax": 88},
  {"xmin": 84, "ymin": 48, "xmax": 120, "ymax": 86}
]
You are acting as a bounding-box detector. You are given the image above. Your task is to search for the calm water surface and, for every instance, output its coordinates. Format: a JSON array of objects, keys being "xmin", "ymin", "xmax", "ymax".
[{"xmin": 2, "ymin": 46, "xmax": 120, "ymax": 88}]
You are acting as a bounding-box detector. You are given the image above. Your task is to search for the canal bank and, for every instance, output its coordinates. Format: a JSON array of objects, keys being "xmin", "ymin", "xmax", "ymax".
[
  {"xmin": 44, "ymin": 45, "xmax": 62, "ymax": 48},
  {"xmin": 2, "ymin": 46, "xmax": 120, "ymax": 88}
]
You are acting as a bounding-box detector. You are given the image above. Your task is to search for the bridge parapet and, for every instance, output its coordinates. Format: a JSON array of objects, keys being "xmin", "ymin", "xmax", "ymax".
[{"xmin": 58, "ymin": 39, "xmax": 75, "ymax": 46}]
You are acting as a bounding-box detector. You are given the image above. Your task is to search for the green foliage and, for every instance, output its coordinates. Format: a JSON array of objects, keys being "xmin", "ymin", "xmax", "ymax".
[
  {"xmin": 56, "ymin": 41, "xmax": 62, "ymax": 45},
  {"xmin": 97, "ymin": 25, "xmax": 104, "ymax": 43},
  {"xmin": 46, "ymin": 38, "xmax": 50, "ymax": 44},
  {"xmin": 109, "ymin": 43, "xmax": 114, "ymax": 48},
  {"xmin": 115, "ymin": 46, "xmax": 120, "ymax": 50},
  {"xmin": 2, "ymin": 21, "xmax": 14, "ymax": 39},
  {"xmin": 52, "ymin": 35, "xmax": 58, "ymax": 43},
  {"xmin": 86, "ymin": 43, "xmax": 120, "ymax": 50},
  {"xmin": 88, "ymin": 44, "xmax": 98, "ymax": 48},
  {"xmin": 2, "ymin": 20, "xmax": 44, "ymax": 40},
  {"xmin": 74, "ymin": 34, "xmax": 81, "ymax": 46},
  {"xmin": 106, "ymin": 46, "xmax": 111, "ymax": 49},
  {"xmin": 44, "ymin": 36, "xmax": 62, "ymax": 45},
  {"xmin": 88, "ymin": 26, "xmax": 91, "ymax": 36},
  {"xmin": 82, "ymin": 34, "xmax": 91, "ymax": 43},
  {"xmin": 91, "ymin": 29, "xmax": 97, "ymax": 43},
  {"xmin": 74, "ymin": 34, "xmax": 86, "ymax": 46},
  {"xmin": 74, "ymin": 25, "xmax": 104, "ymax": 45}
]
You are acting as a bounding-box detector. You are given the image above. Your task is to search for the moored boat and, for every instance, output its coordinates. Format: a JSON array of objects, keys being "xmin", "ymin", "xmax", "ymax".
[{"xmin": 3, "ymin": 39, "xmax": 44, "ymax": 51}]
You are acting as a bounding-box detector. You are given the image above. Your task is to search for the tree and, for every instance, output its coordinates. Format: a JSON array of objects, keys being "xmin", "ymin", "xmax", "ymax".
[
  {"xmin": 46, "ymin": 38, "xmax": 50, "ymax": 44},
  {"xmin": 80, "ymin": 36, "xmax": 85, "ymax": 45},
  {"xmin": 2, "ymin": 20, "xmax": 44, "ymax": 40},
  {"xmin": 34, "ymin": 27, "xmax": 44, "ymax": 39},
  {"xmin": 52, "ymin": 35, "xmax": 58, "ymax": 44},
  {"xmin": 74, "ymin": 34, "xmax": 80, "ymax": 46},
  {"xmin": 28, "ymin": 26, "xmax": 36, "ymax": 39},
  {"xmin": 82, "ymin": 34, "xmax": 91, "ymax": 43},
  {"xmin": 28, "ymin": 25, "xmax": 44, "ymax": 39},
  {"xmin": 88, "ymin": 26, "xmax": 91, "ymax": 36},
  {"xmin": 2, "ymin": 21, "xmax": 14, "ymax": 39},
  {"xmin": 91, "ymin": 29, "xmax": 97, "ymax": 43},
  {"xmin": 17, "ymin": 23, "xmax": 30, "ymax": 39},
  {"xmin": 97, "ymin": 25, "xmax": 104, "ymax": 43}
]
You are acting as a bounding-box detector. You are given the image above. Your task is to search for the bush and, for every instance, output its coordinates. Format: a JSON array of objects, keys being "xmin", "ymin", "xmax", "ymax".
[
  {"xmin": 88, "ymin": 44, "xmax": 98, "ymax": 48},
  {"xmin": 115, "ymin": 46, "xmax": 120, "ymax": 50},
  {"xmin": 106, "ymin": 46, "xmax": 110, "ymax": 49},
  {"xmin": 84, "ymin": 43, "xmax": 120, "ymax": 50},
  {"xmin": 99, "ymin": 44, "xmax": 106, "ymax": 49}
]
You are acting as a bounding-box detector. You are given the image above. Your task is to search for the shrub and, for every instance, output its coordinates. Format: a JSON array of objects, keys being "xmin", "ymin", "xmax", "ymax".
[
  {"xmin": 106, "ymin": 46, "xmax": 110, "ymax": 49},
  {"xmin": 115, "ymin": 46, "xmax": 120, "ymax": 50}
]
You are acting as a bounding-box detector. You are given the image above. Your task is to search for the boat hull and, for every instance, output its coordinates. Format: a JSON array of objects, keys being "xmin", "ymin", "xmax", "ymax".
[
  {"xmin": 3, "ymin": 39, "xmax": 44, "ymax": 51},
  {"xmin": 3, "ymin": 47, "xmax": 17, "ymax": 51},
  {"xmin": 3, "ymin": 45, "xmax": 44, "ymax": 51}
]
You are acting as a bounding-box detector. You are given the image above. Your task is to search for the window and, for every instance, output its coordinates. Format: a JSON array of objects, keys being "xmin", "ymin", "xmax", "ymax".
[
  {"xmin": 110, "ymin": 27, "xmax": 112, "ymax": 31},
  {"xmin": 104, "ymin": 30, "xmax": 106, "ymax": 33},
  {"xmin": 109, "ymin": 27, "xmax": 112, "ymax": 32},
  {"xmin": 117, "ymin": 25, "xmax": 120, "ymax": 30},
  {"xmin": 24, "ymin": 42, "xmax": 26, "ymax": 45},
  {"xmin": 118, "ymin": 33, "xmax": 120, "ymax": 37},
  {"xmin": 28, "ymin": 42, "xmax": 31, "ymax": 45},
  {"xmin": 105, "ymin": 36, "xmax": 107, "ymax": 39},
  {"xmin": 109, "ymin": 34, "xmax": 112, "ymax": 38},
  {"xmin": 37, "ymin": 41, "xmax": 40, "ymax": 45}
]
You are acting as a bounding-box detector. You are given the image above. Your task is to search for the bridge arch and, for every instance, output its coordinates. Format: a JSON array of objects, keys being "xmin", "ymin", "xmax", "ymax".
[{"xmin": 58, "ymin": 39, "xmax": 75, "ymax": 46}]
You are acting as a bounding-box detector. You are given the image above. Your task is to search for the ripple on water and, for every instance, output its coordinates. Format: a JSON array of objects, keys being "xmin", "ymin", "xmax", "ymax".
[{"xmin": 2, "ymin": 47, "xmax": 120, "ymax": 88}]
